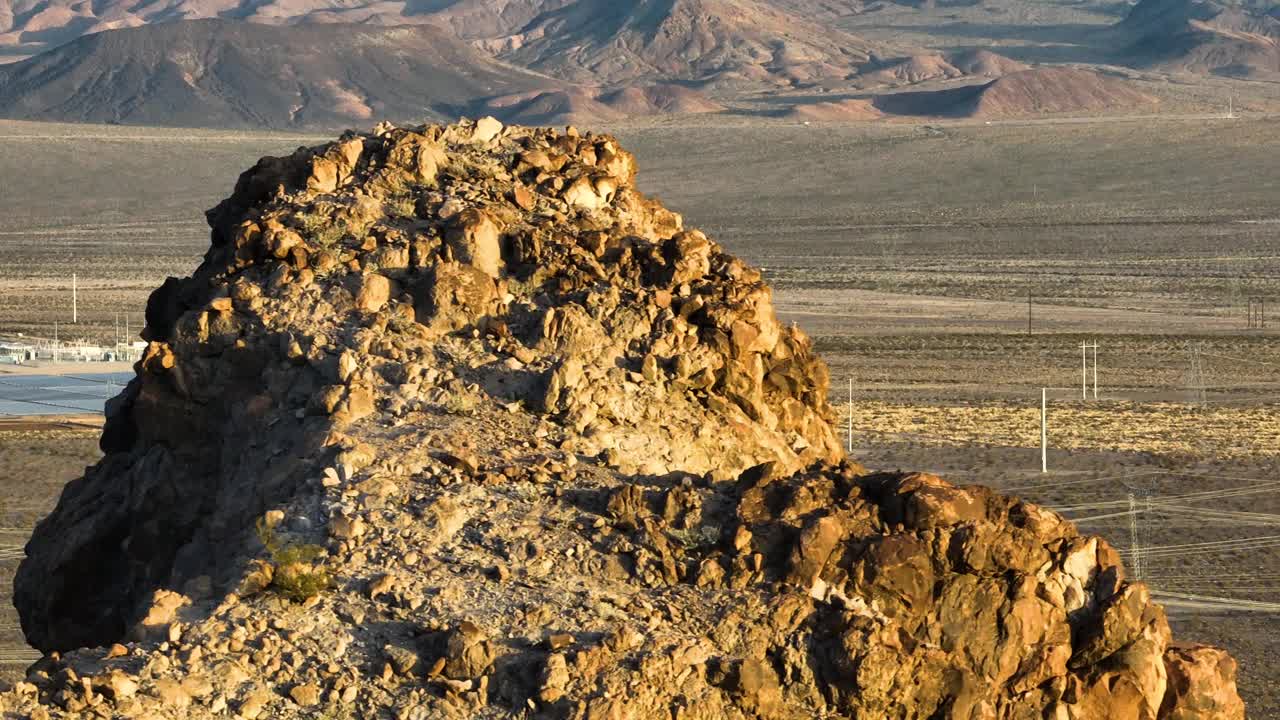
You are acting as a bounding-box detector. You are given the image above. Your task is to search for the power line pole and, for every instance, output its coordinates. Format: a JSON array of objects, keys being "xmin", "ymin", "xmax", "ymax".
[
  {"xmin": 846, "ymin": 378, "xmax": 853, "ymax": 453},
  {"xmin": 72, "ymin": 273, "xmax": 78, "ymax": 324},
  {"xmin": 1248, "ymin": 297, "xmax": 1266, "ymax": 330},
  {"xmin": 1092, "ymin": 341, "xmax": 1098, "ymax": 400},
  {"xmin": 53, "ymin": 322, "xmax": 59, "ymax": 364},
  {"xmin": 1080, "ymin": 340, "xmax": 1099, "ymax": 400},
  {"xmin": 1187, "ymin": 343, "xmax": 1207, "ymax": 405},
  {"xmin": 1081, "ymin": 342, "xmax": 1087, "ymax": 401},
  {"xmin": 1128, "ymin": 493, "xmax": 1143, "ymax": 580},
  {"xmin": 1039, "ymin": 386, "xmax": 1049, "ymax": 471},
  {"xmin": 1027, "ymin": 294, "xmax": 1033, "ymax": 334}
]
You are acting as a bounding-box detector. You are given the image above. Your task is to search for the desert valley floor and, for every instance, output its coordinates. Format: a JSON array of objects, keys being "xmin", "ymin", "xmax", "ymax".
[{"xmin": 1, "ymin": 115, "xmax": 1278, "ymax": 713}]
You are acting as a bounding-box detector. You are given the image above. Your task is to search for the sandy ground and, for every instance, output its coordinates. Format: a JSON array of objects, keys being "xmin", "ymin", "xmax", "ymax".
[
  {"xmin": 0, "ymin": 361, "xmax": 134, "ymax": 376},
  {"xmin": 776, "ymin": 287, "xmax": 1251, "ymax": 337}
]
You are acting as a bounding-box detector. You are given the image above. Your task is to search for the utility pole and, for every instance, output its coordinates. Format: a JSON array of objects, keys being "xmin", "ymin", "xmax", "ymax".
[
  {"xmin": 1187, "ymin": 343, "xmax": 1207, "ymax": 405},
  {"xmin": 1080, "ymin": 340, "xmax": 1099, "ymax": 400},
  {"xmin": 1027, "ymin": 294, "xmax": 1033, "ymax": 335},
  {"xmin": 1040, "ymin": 388, "xmax": 1048, "ymax": 474},
  {"xmin": 1248, "ymin": 297, "xmax": 1266, "ymax": 330},
  {"xmin": 1081, "ymin": 342, "xmax": 1087, "ymax": 401},
  {"xmin": 53, "ymin": 322, "xmax": 59, "ymax": 364},
  {"xmin": 72, "ymin": 273, "xmax": 78, "ymax": 324},
  {"xmin": 847, "ymin": 378, "xmax": 853, "ymax": 453},
  {"xmin": 1092, "ymin": 341, "xmax": 1098, "ymax": 400}
]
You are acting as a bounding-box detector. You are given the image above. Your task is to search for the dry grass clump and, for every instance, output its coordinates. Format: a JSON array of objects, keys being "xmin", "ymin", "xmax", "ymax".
[
  {"xmin": 847, "ymin": 400, "xmax": 1280, "ymax": 460},
  {"xmin": 255, "ymin": 518, "xmax": 331, "ymax": 603}
]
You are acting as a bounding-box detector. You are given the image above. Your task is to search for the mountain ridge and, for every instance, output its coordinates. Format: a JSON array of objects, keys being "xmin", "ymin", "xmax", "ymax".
[
  {"xmin": 0, "ymin": 19, "xmax": 563, "ymax": 128},
  {"xmin": 1119, "ymin": 0, "xmax": 1280, "ymax": 76}
]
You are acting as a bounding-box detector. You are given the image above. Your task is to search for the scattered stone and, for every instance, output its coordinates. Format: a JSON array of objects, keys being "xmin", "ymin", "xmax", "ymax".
[{"xmin": 289, "ymin": 683, "xmax": 321, "ymax": 707}]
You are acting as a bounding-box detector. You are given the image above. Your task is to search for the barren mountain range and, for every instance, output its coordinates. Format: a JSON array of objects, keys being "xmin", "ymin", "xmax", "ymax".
[{"xmin": 0, "ymin": 0, "xmax": 1276, "ymax": 128}]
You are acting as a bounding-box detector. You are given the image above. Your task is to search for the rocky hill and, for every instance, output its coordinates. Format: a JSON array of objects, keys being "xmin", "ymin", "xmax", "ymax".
[
  {"xmin": 475, "ymin": 0, "xmax": 878, "ymax": 89},
  {"xmin": 0, "ymin": 16, "xmax": 733, "ymax": 129},
  {"xmin": 478, "ymin": 85, "xmax": 726, "ymax": 126},
  {"xmin": 0, "ymin": 0, "xmax": 882, "ymax": 75},
  {"xmin": 1119, "ymin": 0, "xmax": 1280, "ymax": 77},
  {"xmin": 851, "ymin": 50, "xmax": 1028, "ymax": 89},
  {"xmin": 0, "ymin": 20, "xmax": 564, "ymax": 129},
  {"xmin": 0, "ymin": 1, "xmax": 881, "ymax": 127},
  {"xmin": 0, "ymin": 120, "xmax": 1244, "ymax": 718},
  {"xmin": 876, "ymin": 68, "xmax": 1160, "ymax": 118}
]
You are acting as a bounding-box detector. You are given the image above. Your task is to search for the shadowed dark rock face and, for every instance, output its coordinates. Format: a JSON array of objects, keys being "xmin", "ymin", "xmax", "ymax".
[{"xmin": 16, "ymin": 357, "xmax": 320, "ymax": 651}]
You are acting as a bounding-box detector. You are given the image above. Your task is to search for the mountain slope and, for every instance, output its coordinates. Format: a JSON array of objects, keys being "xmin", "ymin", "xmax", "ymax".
[
  {"xmin": 0, "ymin": 0, "xmax": 883, "ymax": 73},
  {"xmin": 851, "ymin": 49, "xmax": 1028, "ymax": 89},
  {"xmin": 0, "ymin": 19, "xmax": 560, "ymax": 128},
  {"xmin": 1119, "ymin": 0, "xmax": 1280, "ymax": 76},
  {"xmin": 874, "ymin": 68, "xmax": 1159, "ymax": 118},
  {"xmin": 0, "ymin": 0, "xmax": 885, "ymax": 89},
  {"xmin": 483, "ymin": 0, "xmax": 879, "ymax": 88}
]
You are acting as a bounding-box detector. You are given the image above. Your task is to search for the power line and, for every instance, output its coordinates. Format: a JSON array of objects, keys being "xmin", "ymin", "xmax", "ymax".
[{"xmin": 1200, "ymin": 351, "xmax": 1280, "ymax": 369}]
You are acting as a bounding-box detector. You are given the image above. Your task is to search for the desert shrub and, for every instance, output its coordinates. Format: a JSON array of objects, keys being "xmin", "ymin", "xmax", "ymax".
[
  {"xmin": 255, "ymin": 517, "xmax": 332, "ymax": 603},
  {"xmin": 387, "ymin": 311, "xmax": 417, "ymax": 334},
  {"xmin": 294, "ymin": 212, "xmax": 347, "ymax": 249},
  {"xmin": 317, "ymin": 705, "xmax": 355, "ymax": 720},
  {"xmin": 443, "ymin": 391, "xmax": 477, "ymax": 416},
  {"xmin": 667, "ymin": 525, "xmax": 720, "ymax": 550},
  {"xmin": 312, "ymin": 223, "xmax": 347, "ymax": 249},
  {"xmin": 387, "ymin": 196, "xmax": 417, "ymax": 219}
]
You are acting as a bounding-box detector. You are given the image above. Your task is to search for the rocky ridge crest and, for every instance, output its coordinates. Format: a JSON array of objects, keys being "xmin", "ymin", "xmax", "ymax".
[{"xmin": 3, "ymin": 119, "xmax": 1243, "ymax": 719}]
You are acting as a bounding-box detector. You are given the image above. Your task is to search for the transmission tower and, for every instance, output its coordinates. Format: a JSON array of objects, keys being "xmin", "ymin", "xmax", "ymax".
[
  {"xmin": 1186, "ymin": 343, "xmax": 1207, "ymax": 405},
  {"xmin": 1248, "ymin": 297, "xmax": 1266, "ymax": 330},
  {"xmin": 1128, "ymin": 493, "xmax": 1143, "ymax": 580}
]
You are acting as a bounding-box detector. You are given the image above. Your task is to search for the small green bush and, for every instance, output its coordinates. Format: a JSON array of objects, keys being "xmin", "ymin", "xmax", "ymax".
[{"xmin": 255, "ymin": 518, "xmax": 332, "ymax": 603}]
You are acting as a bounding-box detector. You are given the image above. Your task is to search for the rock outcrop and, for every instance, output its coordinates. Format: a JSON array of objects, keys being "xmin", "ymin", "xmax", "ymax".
[{"xmin": 5, "ymin": 119, "xmax": 1243, "ymax": 719}]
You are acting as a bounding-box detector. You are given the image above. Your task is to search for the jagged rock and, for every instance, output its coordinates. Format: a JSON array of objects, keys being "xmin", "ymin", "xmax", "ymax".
[
  {"xmin": 445, "ymin": 208, "xmax": 502, "ymax": 279},
  {"xmin": 1, "ymin": 119, "xmax": 1242, "ymax": 720},
  {"xmin": 352, "ymin": 273, "xmax": 393, "ymax": 314},
  {"xmin": 442, "ymin": 621, "xmax": 494, "ymax": 680},
  {"xmin": 1161, "ymin": 645, "xmax": 1246, "ymax": 720}
]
